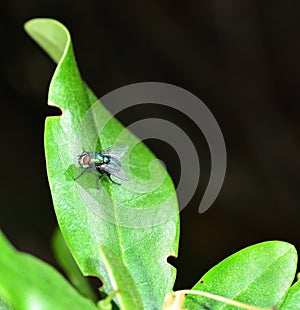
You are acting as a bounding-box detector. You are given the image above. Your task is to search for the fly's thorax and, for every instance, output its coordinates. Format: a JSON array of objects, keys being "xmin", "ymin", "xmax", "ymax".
[
  {"xmin": 102, "ymin": 155, "xmax": 110, "ymax": 163},
  {"xmin": 93, "ymin": 152, "xmax": 104, "ymax": 162}
]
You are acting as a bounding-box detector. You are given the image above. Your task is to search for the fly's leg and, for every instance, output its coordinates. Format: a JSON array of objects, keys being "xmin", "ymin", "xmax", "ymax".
[
  {"xmin": 74, "ymin": 168, "xmax": 91, "ymax": 181},
  {"xmin": 108, "ymin": 174, "xmax": 121, "ymax": 185},
  {"xmin": 96, "ymin": 173, "xmax": 103, "ymax": 190}
]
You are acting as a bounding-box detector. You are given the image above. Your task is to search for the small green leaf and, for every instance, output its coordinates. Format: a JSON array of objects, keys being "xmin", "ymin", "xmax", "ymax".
[
  {"xmin": 0, "ymin": 231, "xmax": 98, "ymax": 310},
  {"xmin": 25, "ymin": 18, "xmax": 179, "ymax": 310},
  {"xmin": 185, "ymin": 241, "xmax": 297, "ymax": 309},
  {"xmin": 52, "ymin": 227, "xmax": 97, "ymax": 301},
  {"xmin": 280, "ymin": 280, "xmax": 300, "ymax": 310}
]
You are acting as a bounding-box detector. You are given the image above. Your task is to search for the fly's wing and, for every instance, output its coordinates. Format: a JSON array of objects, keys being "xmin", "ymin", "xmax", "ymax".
[
  {"xmin": 100, "ymin": 158, "xmax": 130, "ymax": 181},
  {"xmin": 100, "ymin": 145, "xmax": 129, "ymax": 160}
]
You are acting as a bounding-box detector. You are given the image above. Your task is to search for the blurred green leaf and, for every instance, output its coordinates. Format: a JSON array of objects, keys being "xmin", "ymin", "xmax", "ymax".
[
  {"xmin": 0, "ymin": 297, "xmax": 13, "ymax": 310},
  {"xmin": 25, "ymin": 18, "xmax": 179, "ymax": 310},
  {"xmin": 280, "ymin": 280, "xmax": 300, "ymax": 310},
  {"xmin": 52, "ymin": 228, "xmax": 97, "ymax": 301},
  {"xmin": 185, "ymin": 241, "xmax": 297, "ymax": 309},
  {"xmin": 0, "ymin": 231, "xmax": 98, "ymax": 310}
]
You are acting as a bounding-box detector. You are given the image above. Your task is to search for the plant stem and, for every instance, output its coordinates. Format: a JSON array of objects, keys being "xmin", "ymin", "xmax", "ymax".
[{"xmin": 177, "ymin": 290, "xmax": 275, "ymax": 310}]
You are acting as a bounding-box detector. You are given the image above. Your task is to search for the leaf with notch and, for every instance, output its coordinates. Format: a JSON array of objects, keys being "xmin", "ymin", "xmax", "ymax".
[{"xmin": 25, "ymin": 18, "xmax": 179, "ymax": 310}]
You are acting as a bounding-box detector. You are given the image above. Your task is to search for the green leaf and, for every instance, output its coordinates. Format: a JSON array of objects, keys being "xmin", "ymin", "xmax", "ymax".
[
  {"xmin": 184, "ymin": 241, "xmax": 297, "ymax": 309},
  {"xmin": 0, "ymin": 297, "xmax": 13, "ymax": 310},
  {"xmin": 0, "ymin": 231, "xmax": 98, "ymax": 310},
  {"xmin": 25, "ymin": 18, "xmax": 179, "ymax": 310},
  {"xmin": 280, "ymin": 280, "xmax": 300, "ymax": 310},
  {"xmin": 0, "ymin": 282, "xmax": 14, "ymax": 310},
  {"xmin": 52, "ymin": 227, "xmax": 97, "ymax": 301},
  {"xmin": 97, "ymin": 245, "xmax": 143, "ymax": 309}
]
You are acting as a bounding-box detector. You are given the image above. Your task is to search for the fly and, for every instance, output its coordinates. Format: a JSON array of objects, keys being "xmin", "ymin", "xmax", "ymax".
[{"xmin": 74, "ymin": 145, "xmax": 129, "ymax": 186}]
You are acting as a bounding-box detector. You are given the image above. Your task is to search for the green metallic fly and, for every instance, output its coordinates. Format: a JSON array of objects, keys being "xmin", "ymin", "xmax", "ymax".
[{"xmin": 75, "ymin": 145, "xmax": 129, "ymax": 186}]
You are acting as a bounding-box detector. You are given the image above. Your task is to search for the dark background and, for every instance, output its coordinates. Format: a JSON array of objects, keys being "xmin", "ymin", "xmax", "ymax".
[{"xmin": 0, "ymin": 0, "xmax": 299, "ymax": 290}]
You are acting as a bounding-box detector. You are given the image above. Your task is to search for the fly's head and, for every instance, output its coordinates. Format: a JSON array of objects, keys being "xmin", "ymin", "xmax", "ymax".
[{"xmin": 77, "ymin": 152, "xmax": 91, "ymax": 168}]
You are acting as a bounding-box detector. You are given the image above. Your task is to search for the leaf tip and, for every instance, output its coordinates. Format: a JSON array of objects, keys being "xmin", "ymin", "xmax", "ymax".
[{"xmin": 23, "ymin": 18, "xmax": 70, "ymax": 64}]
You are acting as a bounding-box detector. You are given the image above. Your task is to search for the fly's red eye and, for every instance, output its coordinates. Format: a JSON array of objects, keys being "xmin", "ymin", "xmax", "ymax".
[{"xmin": 83, "ymin": 154, "xmax": 90, "ymax": 165}]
